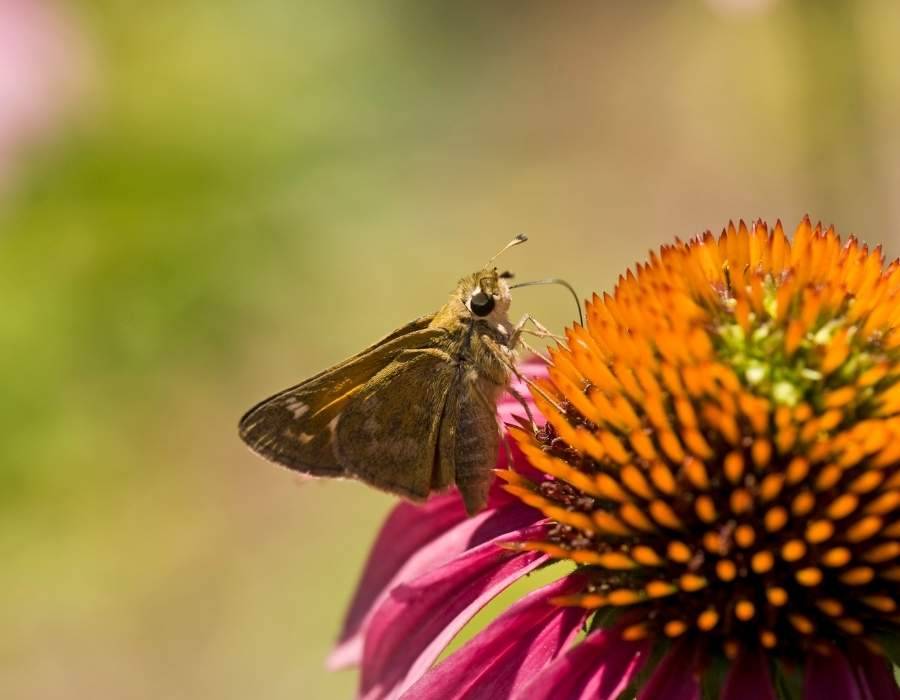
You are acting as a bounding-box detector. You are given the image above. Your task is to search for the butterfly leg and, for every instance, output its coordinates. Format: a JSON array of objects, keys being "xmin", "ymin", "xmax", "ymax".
[
  {"xmin": 516, "ymin": 337, "xmax": 551, "ymax": 365},
  {"xmin": 506, "ymin": 315, "xmax": 559, "ymax": 364},
  {"xmin": 510, "ymin": 313, "xmax": 566, "ymax": 345},
  {"xmin": 504, "ymin": 382, "xmax": 537, "ymax": 431},
  {"xmin": 499, "ymin": 426, "xmax": 516, "ymax": 470},
  {"xmin": 481, "ymin": 334, "xmax": 566, "ymax": 416}
]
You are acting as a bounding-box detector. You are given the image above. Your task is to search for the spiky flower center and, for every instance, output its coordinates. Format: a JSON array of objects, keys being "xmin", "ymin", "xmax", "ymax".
[{"xmin": 506, "ymin": 219, "xmax": 900, "ymax": 664}]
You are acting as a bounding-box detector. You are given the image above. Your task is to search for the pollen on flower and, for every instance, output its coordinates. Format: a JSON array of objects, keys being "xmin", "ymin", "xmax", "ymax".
[{"xmin": 507, "ymin": 218, "xmax": 900, "ymax": 665}]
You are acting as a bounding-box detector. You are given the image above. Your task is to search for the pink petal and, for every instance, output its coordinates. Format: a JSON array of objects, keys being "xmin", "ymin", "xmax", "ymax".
[
  {"xmin": 332, "ymin": 358, "xmax": 548, "ymax": 672},
  {"xmin": 722, "ymin": 648, "xmax": 776, "ymax": 700},
  {"xmin": 401, "ymin": 574, "xmax": 589, "ymax": 700},
  {"xmin": 515, "ymin": 627, "xmax": 649, "ymax": 700},
  {"xmin": 851, "ymin": 648, "xmax": 900, "ymax": 700},
  {"xmin": 329, "ymin": 493, "xmax": 466, "ymax": 668},
  {"xmin": 638, "ymin": 641, "xmax": 701, "ymax": 700},
  {"xmin": 360, "ymin": 524, "xmax": 548, "ymax": 700},
  {"xmin": 0, "ymin": 0, "xmax": 86, "ymax": 182},
  {"xmin": 805, "ymin": 649, "xmax": 862, "ymax": 700},
  {"xmin": 329, "ymin": 495, "xmax": 541, "ymax": 669}
]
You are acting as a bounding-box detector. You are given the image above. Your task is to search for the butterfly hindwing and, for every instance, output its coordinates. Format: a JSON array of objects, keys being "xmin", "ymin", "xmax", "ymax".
[
  {"xmin": 333, "ymin": 348, "xmax": 457, "ymax": 500},
  {"xmin": 443, "ymin": 369, "xmax": 503, "ymax": 514}
]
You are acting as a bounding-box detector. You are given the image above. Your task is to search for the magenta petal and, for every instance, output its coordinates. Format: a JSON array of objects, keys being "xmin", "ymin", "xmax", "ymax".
[
  {"xmin": 330, "ymin": 358, "xmax": 548, "ymax": 669},
  {"xmin": 329, "ymin": 493, "xmax": 467, "ymax": 668},
  {"xmin": 515, "ymin": 628, "xmax": 649, "ymax": 700},
  {"xmin": 722, "ymin": 648, "xmax": 776, "ymax": 700},
  {"xmin": 805, "ymin": 650, "xmax": 862, "ymax": 700},
  {"xmin": 851, "ymin": 649, "xmax": 900, "ymax": 700},
  {"xmin": 638, "ymin": 641, "xmax": 701, "ymax": 700},
  {"xmin": 330, "ymin": 496, "xmax": 541, "ymax": 669},
  {"xmin": 401, "ymin": 574, "xmax": 588, "ymax": 700},
  {"xmin": 360, "ymin": 524, "xmax": 548, "ymax": 700}
]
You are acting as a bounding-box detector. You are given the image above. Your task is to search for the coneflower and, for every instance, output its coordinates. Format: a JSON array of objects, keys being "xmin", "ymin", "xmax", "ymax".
[{"xmin": 332, "ymin": 219, "xmax": 900, "ymax": 699}]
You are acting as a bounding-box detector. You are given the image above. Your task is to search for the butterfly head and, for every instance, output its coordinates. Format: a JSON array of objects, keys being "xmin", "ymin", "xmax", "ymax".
[{"xmin": 456, "ymin": 267, "xmax": 514, "ymax": 328}]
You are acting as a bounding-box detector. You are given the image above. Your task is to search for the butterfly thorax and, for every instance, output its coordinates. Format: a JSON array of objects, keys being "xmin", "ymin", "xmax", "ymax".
[{"xmin": 426, "ymin": 267, "xmax": 516, "ymax": 387}]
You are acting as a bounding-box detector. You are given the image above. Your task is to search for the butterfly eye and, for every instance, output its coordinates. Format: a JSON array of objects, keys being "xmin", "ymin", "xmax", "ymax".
[{"xmin": 469, "ymin": 291, "xmax": 495, "ymax": 317}]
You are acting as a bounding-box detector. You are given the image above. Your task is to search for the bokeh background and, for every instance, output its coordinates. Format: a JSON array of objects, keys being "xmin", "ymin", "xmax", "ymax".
[{"xmin": 3, "ymin": 1, "xmax": 900, "ymax": 697}]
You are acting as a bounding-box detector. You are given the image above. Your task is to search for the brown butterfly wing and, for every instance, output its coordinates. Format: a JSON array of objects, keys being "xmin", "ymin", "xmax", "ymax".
[
  {"xmin": 238, "ymin": 316, "xmax": 443, "ymax": 476},
  {"xmin": 333, "ymin": 348, "xmax": 457, "ymax": 501}
]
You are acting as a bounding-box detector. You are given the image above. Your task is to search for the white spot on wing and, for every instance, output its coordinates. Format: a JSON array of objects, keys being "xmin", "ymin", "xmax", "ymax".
[
  {"xmin": 327, "ymin": 416, "xmax": 340, "ymax": 436},
  {"xmin": 285, "ymin": 398, "xmax": 309, "ymax": 419}
]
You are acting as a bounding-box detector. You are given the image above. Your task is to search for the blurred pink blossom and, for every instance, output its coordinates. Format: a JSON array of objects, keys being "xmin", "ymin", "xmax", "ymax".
[
  {"xmin": 705, "ymin": 0, "xmax": 779, "ymax": 15},
  {"xmin": 0, "ymin": 0, "xmax": 87, "ymax": 185}
]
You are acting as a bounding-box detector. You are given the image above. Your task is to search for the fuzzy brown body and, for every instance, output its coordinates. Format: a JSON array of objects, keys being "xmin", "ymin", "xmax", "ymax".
[{"xmin": 238, "ymin": 268, "xmax": 517, "ymax": 515}]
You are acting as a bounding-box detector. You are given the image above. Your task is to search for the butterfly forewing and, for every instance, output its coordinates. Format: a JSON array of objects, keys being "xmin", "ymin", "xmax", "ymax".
[{"xmin": 238, "ymin": 316, "xmax": 443, "ymax": 475}]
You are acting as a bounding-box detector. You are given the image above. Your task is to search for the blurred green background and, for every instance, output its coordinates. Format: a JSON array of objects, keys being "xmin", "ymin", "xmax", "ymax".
[{"xmin": 3, "ymin": 1, "xmax": 900, "ymax": 697}]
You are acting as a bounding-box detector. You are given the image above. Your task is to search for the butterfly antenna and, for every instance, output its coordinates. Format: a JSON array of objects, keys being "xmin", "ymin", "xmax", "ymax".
[
  {"xmin": 510, "ymin": 277, "xmax": 584, "ymax": 326},
  {"xmin": 489, "ymin": 234, "xmax": 528, "ymax": 264}
]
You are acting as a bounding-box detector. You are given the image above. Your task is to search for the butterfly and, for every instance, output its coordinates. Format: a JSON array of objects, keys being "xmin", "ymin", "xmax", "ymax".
[{"xmin": 238, "ymin": 236, "xmax": 535, "ymax": 515}]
